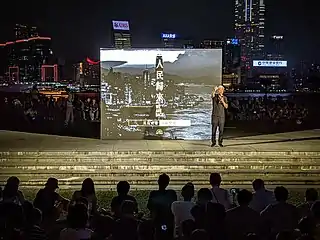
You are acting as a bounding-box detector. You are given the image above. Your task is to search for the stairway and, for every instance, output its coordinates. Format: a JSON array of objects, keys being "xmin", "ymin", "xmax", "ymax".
[{"xmin": 1, "ymin": 150, "xmax": 320, "ymax": 189}]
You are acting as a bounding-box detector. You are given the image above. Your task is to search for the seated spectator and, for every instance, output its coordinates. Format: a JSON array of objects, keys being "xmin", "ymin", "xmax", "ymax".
[
  {"xmin": 0, "ymin": 202, "xmax": 24, "ymax": 240},
  {"xmin": 33, "ymin": 178, "xmax": 69, "ymax": 223},
  {"xmin": 209, "ymin": 173, "xmax": 231, "ymax": 210},
  {"xmin": 72, "ymin": 178, "xmax": 97, "ymax": 216},
  {"xmin": 24, "ymin": 207, "xmax": 48, "ymax": 240},
  {"xmin": 249, "ymin": 179, "xmax": 276, "ymax": 212},
  {"xmin": 171, "ymin": 183, "xmax": 195, "ymax": 238},
  {"xmin": 226, "ymin": 189, "xmax": 261, "ymax": 240},
  {"xmin": 261, "ymin": 186, "xmax": 299, "ymax": 237},
  {"xmin": 2, "ymin": 176, "xmax": 25, "ymax": 205},
  {"xmin": 297, "ymin": 188, "xmax": 318, "ymax": 219},
  {"xmin": 191, "ymin": 188, "xmax": 213, "ymax": 229},
  {"xmin": 206, "ymin": 202, "xmax": 226, "ymax": 240},
  {"xmin": 111, "ymin": 181, "xmax": 138, "ymax": 218},
  {"xmin": 91, "ymin": 215, "xmax": 115, "ymax": 240},
  {"xmin": 113, "ymin": 202, "xmax": 140, "ymax": 240},
  {"xmin": 60, "ymin": 204, "xmax": 93, "ymax": 240},
  {"xmin": 147, "ymin": 173, "xmax": 177, "ymax": 233}
]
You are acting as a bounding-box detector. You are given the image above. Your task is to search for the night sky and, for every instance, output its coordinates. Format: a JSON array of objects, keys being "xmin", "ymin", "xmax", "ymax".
[{"xmin": 0, "ymin": 0, "xmax": 318, "ymax": 65}]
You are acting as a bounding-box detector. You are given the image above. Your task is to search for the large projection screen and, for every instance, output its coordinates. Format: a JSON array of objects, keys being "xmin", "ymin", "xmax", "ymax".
[{"xmin": 100, "ymin": 48, "xmax": 222, "ymax": 140}]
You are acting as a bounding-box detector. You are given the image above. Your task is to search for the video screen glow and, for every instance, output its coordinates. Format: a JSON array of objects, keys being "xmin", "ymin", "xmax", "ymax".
[{"xmin": 100, "ymin": 48, "xmax": 222, "ymax": 140}]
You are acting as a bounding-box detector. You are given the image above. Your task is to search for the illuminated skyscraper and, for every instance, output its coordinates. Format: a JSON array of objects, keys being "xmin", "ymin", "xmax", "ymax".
[
  {"xmin": 111, "ymin": 21, "xmax": 131, "ymax": 49},
  {"xmin": 235, "ymin": 0, "xmax": 265, "ymax": 72},
  {"xmin": 14, "ymin": 24, "xmax": 39, "ymax": 40},
  {"xmin": 200, "ymin": 40, "xmax": 224, "ymax": 49}
]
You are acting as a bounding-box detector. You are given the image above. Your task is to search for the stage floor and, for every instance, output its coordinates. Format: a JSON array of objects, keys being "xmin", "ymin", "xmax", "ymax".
[
  {"xmin": 0, "ymin": 130, "xmax": 320, "ymax": 189},
  {"xmin": 1, "ymin": 129, "xmax": 320, "ymax": 152}
]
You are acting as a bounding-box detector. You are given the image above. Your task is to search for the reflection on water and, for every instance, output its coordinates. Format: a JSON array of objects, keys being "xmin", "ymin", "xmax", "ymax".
[{"xmin": 167, "ymin": 85, "xmax": 212, "ymax": 140}]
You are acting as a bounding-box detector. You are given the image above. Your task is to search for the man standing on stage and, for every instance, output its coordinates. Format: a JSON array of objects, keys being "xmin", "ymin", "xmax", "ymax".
[{"xmin": 211, "ymin": 86, "xmax": 228, "ymax": 147}]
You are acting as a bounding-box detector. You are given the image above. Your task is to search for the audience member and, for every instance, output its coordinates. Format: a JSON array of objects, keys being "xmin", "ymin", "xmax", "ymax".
[
  {"xmin": 111, "ymin": 181, "xmax": 138, "ymax": 218},
  {"xmin": 60, "ymin": 204, "xmax": 93, "ymax": 240},
  {"xmin": 147, "ymin": 173, "xmax": 177, "ymax": 234},
  {"xmin": 191, "ymin": 188, "xmax": 213, "ymax": 229},
  {"xmin": 181, "ymin": 220, "xmax": 196, "ymax": 240},
  {"xmin": 191, "ymin": 229, "xmax": 210, "ymax": 240},
  {"xmin": 33, "ymin": 178, "xmax": 69, "ymax": 222},
  {"xmin": 261, "ymin": 186, "xmax": 299, "ymax": 237},
  {"xmin": 249, "ymin": 179, "xmax": 276, "ymax": 212},
  {"xmin": 2, "ymin": 176, "xmax": 25, "ymax": 205},
  {"xmin": 171, "ymin": 183, "xmax": 195, "ymax": 238},
  {"xmin": 72, "ymin": 178, "xmax": 97, "ymax": 216},
  {"xmin": 226, "ymin": 189, "xmax": 261, "ymax": 240},
  {"xmin": 24, "ymin": 207, "xmax": 48, "ymax": 240},
  {"xmin": 297, "ymin": 188, "xmax": 318, "ymax": 219},
  {"xmin": 91, "ymin": 215, "xmax": 115, "ymax": 240},
  {"xmin": 209, "ymin": 173, "xmax": 231, "ymax": 210}
]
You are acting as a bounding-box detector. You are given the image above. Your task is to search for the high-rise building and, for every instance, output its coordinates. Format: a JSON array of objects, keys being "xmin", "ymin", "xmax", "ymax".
[
  {"xmin": 235, "ymin": 0, "xmax": 265, "ymax": 72},
  {"xmin": 1, "ymin": 36, "xmax": 53, "ymax": 82},
  {"xmin": 161, "ymin": 33, "xmax": 179, "ymax": 48},
  {"xmin": 200, "ymin": 40, "xmax": 224, "ymax": 49},
  {"xmin": 77, "ymin": 57, "xmax": 100, "ymax": 86},
  {"xmin": 267, "ymin": 35, "xmax": 284, "ymax": 60},
  {"xmin": 223, "ymin": 38, "xmax": 241, "ymax": 86},
  {"xmin": 111, "ymin": 20, "xmax": 131, "ymax": 49},
  {"xmin": 14, "ymin": 24, "xmax": 39, "ymax": 40}
]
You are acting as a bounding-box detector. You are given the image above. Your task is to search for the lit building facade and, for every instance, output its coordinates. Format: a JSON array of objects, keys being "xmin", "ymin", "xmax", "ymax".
[
  {"xmin": 112, "ymin": 21, "xmax": 131, "ymax": 49},
  {"xmin": 0, "ymin": 37, "xmax": 53, "ymax": 82},
  {"xmin": 235, "ymin": 0, "xmax": 265, "ymax": 74},
  {"xmin": 77, "ymin": 57, "xmax": 100, "ymax": 86},
  {"xmin": 223, "ymin": 39, "xmax": 241, "ymax": 86},
  {"xmin": 14, "ymin": 24, "xmax": 39, "ymax": 40},
  {"xmin": 200, "ymin": 40, "xmax": 224, "ymax": 49},
  {"xmin": 267, "ymin": 35, "xmax": 284, "ymax": 60}
]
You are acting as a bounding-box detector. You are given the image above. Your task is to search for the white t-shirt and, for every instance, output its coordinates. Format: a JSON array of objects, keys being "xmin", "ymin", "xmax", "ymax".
[
  {"xmin": 171, "ymin": 200, "xmax": 195, "ymax": 237},
  {"xmin": 60, "ymin": 228, "xmax": 93, "ymax": 240},
  {"xmin": 211, "ymin": 186, "xmax": 232, "ymax": 210}
]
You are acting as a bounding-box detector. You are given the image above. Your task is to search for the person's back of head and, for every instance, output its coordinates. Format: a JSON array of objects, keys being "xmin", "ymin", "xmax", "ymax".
[
  {"xmin": 67, "ymin": 204, "xmax": 88, "ymax": 229},
  {"xmin": 197, "ymin": 188, "xmax": 213, "ymax": 204},
  {"xmin": 237, "ymin": 189, "xmax": 253, "ymax": 206},
  {"xmin": 92, "ymin": 215, "xmax": 114, "ymax": 239},
  {"xmin": 245, "ymin": 233, "xmax": 260, "ymax": 240},
  {"xmin": 158, "ymin": 174, "xmax": 170, "ymax": 190},
  {"xmin": 81, "ymin": 178, "xmax": 95, "ymax": 197},
  {"xmin": 274, "ymin": 186, "xmax": 289, "ymax": 202},
  {"xmin": 117, "ymin": 181, "xmax": 130, "ymax": 196},
  {"xmin": 181, "ymin": 183, "xmax": 194, "ymax": 201},
  {"xmin": 252, "ymin": 179, "xmax": 265, "ymax": 191},
  {"xmin": 114, "ymin": 217, "xmax": 139, "ymax": 240},
  {"xmin": 298, "ymin": 216, "xmax": 316, "ymax": 235},
  {"xmin": 182, "ymin": 219, "xmax": 196, "ymax": 238},
  {"xmin": 210, "ymin": 173, "xmax": 222, "ymax": 187},
  {"xmin": 4, "ymin": 176, "xmax": 20, "ymax": 198},
  {"xmin": 45, "ymin": 177, "xmax": 59, "ymax": 191},
  {"xmin": 191, "ymin": 229, "xmax": 209, "ymax": 240},
  {"xmin": 305, "ymin": 188, "xmax": 318, "ymax": 202}
]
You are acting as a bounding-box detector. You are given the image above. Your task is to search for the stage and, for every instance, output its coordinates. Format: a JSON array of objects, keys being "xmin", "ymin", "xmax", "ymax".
[{"xmin": 0, "ymin": 130, "xmax": 320, "ymax": 189}]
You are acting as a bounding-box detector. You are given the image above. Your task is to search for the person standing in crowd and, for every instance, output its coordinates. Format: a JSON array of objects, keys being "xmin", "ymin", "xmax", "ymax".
[
  {"xmin": 297, "ymin": 188, "xmax": 318, "ymax": 219},
  {"xmin": 90, "ymin": 99, "xmax": 99, "ymax": 121},
  {"xmin": 147, "ymin": 174, "xmax": 177, "ymax": 237},
  {"xmin": 2, "ymin": 176, "xmax": 25, "ymax": 205},
  {"xmin": 65, "ymin": 93, "xmax": 74, "ymax": 126},
  {"xmin": 171, "ymin": 183, "xmax": 195, "ymax": 238},
  {"xmin": 211, "ymin": 85, "xmax": 228, "ymax": 147},
  {"xmin": 210, "ymin": 173, "xmax": 231, "ymax": 210},
  {"xmin": 249, "ymin": 179, "xmax": 276, "ymax": 212}
]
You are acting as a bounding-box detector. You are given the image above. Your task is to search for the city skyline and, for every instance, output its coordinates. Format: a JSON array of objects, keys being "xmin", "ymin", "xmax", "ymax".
[{"xmin": 0, "ymin": 0, "xmax": 319, "ymax": 65}]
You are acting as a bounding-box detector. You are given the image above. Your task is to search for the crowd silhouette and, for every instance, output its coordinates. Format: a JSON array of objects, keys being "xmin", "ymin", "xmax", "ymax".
[{"xmin": 0, "ymin": 173, "xmax": 319, "ymax": 240}]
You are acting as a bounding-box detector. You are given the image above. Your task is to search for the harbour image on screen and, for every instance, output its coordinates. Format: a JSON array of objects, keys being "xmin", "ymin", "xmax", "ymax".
[{"xmin": 100, "ymin": 48, "xmax": 222, "ymax": 140}]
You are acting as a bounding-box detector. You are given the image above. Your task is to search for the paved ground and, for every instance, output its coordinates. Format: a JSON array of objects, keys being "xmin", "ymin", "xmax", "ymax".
[{"xmin": 0, "ymin": 129, "xmax": 320, "ymax": 152}]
